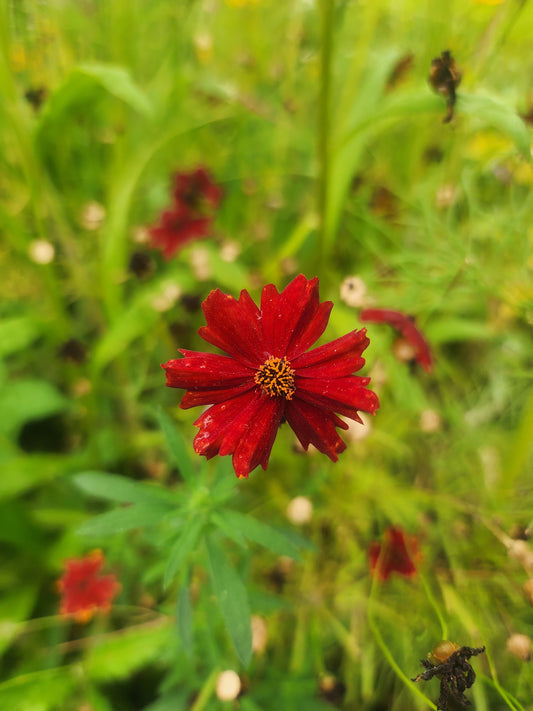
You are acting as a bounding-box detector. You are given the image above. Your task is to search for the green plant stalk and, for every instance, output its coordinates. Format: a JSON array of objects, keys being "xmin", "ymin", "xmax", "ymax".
[
  {"xmin": 190, "ymin": 667, "xmax": 220, "ymax": 711},
  {"xmin": 289, "ymin": 608, "xmax": 308, "ymax": 675},
  {"xmin": 482, "ymin": 648, "xmax": 526, "ymax": 711},
  {"xmin": 367, "ymin": 597, "xmax": 437, "ymax": 710},
  {"xmin": 419, "ymin": 572, "xmax": 448, "ymax": 641},
  {"xmin": 316, "ymin": 0, "xmax": 335, "ymax": 271}
]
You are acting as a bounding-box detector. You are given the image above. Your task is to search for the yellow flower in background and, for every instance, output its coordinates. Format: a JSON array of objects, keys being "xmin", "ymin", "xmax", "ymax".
[
  {"xmin": 473, "ymin": 0, "xmax": 505, "ymax": 4},
  {"xmin": 9, "ymin": 45, "xmax": 26, "ymax": 71}
]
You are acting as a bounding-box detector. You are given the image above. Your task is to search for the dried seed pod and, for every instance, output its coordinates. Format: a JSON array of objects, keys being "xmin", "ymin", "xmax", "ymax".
[{"xmin": 428, "ymin": 50, "xmax": 462, "ymax": 123}]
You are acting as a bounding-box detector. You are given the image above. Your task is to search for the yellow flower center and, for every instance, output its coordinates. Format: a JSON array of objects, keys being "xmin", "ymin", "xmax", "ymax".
[{"xmin": 254, "ymin": 356, "xmax": 295, "ymax": 400}]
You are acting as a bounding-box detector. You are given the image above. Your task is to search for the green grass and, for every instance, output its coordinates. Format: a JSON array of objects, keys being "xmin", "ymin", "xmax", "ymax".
[{"xmin": 1, "ymin": 0, "xmax": 532, "ymax": 709}]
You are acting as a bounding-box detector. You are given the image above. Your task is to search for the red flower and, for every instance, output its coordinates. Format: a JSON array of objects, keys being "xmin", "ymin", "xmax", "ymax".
[
  {"xmin": 149, "ymin": 204, "xmax": 212, "ymax": 260},
  {"xmin": 149, "ymin": 167, "xmax": 222, "ymax": 260},
  {"xmin": 368, "ymin": 526, "xmax": 421, "ymax": 581},
  {"xmin": 360, "ymin": 308, "xmax": 433, "ymax": 373},
  {"xmin": 57, "ymin": 550, "xmax": 120, "ymax": 623},
  {"xmin": 162, "ymin": 274, "xmax": 379, "ymax": 478},
  {"xmin": 172, "ymin": 166, "xmax": 223, "ymax": 211}
]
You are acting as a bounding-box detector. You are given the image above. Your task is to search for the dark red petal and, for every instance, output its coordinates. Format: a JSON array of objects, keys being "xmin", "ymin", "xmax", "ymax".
[
  {"xmin": 150, "ymin": 214, "xmax": 211, "ymax": 260},
  {"xmin": 230, "ymin": 397, "xmax": 285, "ymax": 478},
  {"xmin": 199, "ymin": 289, "xmax": 267, "ymax": 367},
  {"xmin": 193, "ymin": 393, "xmax": 257, "ymax": 459},
  {"xmin": 260, "ymin": 275, "xmax": 317, "ymax": 357},
  {"xmin": 368, "ymin": 526, "xmax": 420, "ymax": 581},
  {"xmin": 295, "ymin": 375, "xmax": 380, "ymax": 420},
  {"xmin": 62, "ymin": 551, "xmax": 104, "ymax": 583},
  {"xmin": 286, "ymin": 301, "xmax": 333, "ymax": 359},
  {"xmin": 292, "ymin": 329, "xmax": 369, "ymax": 377},
  {"xmin": 162, "ymin": 351, "xmax": 253, "ymax": 390},
  {"xmin": 192, "ymin": 391, "xmax": 284, "ymax": 478},
  {"xmin": 285, "ymin": 399, "xmax": 347, "ymax": 461},
  {"xmin": 258, "ymin": 275, "xmax": 333, "ymax": 359},
  {"xmin": 180, "ymin": 381, "xmax": 255, "ymax": 408},
  {"xmin": 359, "ymin": 308, "xmax": 407, "ymax": 328},
  {"xmin": 360, "ymin": 308, "xmax": 433, "ymax": 373}
]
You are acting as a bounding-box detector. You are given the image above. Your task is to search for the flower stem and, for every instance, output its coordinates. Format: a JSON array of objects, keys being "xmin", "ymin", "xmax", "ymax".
[
  {"xmin": 190, "ymin": 667, "xmax": 220, "ymax": 711},
  {"xmin": 316, "ymin": 0, "xmax": 335, "ymax": 269},
  {"xmin": 367, "ymin": 597, "xmax": 438, "ymax": 710},
  {"xmin": 367, "ymin": 571, "xmax": 438, "ymax": 709},
  {"xmin": 419, "ymin": 572, "xmax": 448, "ymax": 641}
]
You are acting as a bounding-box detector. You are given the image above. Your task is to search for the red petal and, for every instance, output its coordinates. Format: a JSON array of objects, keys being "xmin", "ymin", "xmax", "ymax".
[
  {"xmin": 180, "ymin": 381, "xmax": 255, "ymax": 408},
  {"xmin": 260, "ymin": 275, "xmax": 316, "ymax": 356},
  {"xmin": 286, "ymin": 301, "xmax": 333, "ymax": 359},
  {"xmin": 150, "ymin": 214, "xmax": 211, "ymax": 260},
  {"xmin": 360, "ymin": 308, "xmax": 433, "ymax": 373},
  {"xmin": 162, "ymin": 351, "xmax": 253, "ymax": 390},
  {"xmin": 231, "ymin": 397, "xmax": 285, "ymax": 477},
  {"xmin": 368, "ymin": 526, "xmax": 420, "ymax": 581},
  {"xmin": 192, "ymin": 391, "xmax": 284, "ymax": 477},
  {"xmin": 292, "ymin": 329, "xmax": 369, "ymax": 377},
  {"xmin": 285, "ymin": 399, "xmax": 348, "ymax": 460},
  {"xmin": 199, "ymin": 289, "xmax": 267, "ymax": 367},
  {"xmin": 258, "ymin": 275, "xmax": 333, "ymax": 359},
  {"xmin": 295, "ymin": 376, "xmax": 380, "ymax": 420}
]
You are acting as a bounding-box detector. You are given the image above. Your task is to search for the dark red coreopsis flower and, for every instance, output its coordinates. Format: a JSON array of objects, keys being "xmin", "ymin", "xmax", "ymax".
[
  {"xmin": 360, "ymin": 308, "xmax": 433, "ymax": 373},
  {"xmin": 172, "ymin": 166, "xmax": 223, "ymax": 211},
  {"xmin": 149, "ymin": 167, "xmax": 222, "ymax": 260},
  {"xmin": 368, "ymin": 526, "xmax": 421, "ymax": 582},
  {"xmin": 149, "ymin": 204, "xmax": 212, "ymax": 260},
  {"xmin": 162, "ymin": 274, "xmax": 379, "ymax": 478},
  {"xmin": 57, "ymin": 550, "xmax": 120, "ymax": 623}
]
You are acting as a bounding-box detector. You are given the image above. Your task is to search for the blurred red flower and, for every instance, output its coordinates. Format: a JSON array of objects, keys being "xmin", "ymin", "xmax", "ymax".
[
  {"xmin": 162, "ymin": 274, "xmax": 379, "ymax": 478},
  {"xmin": 57, "ymin": 550, "xmax": 120, "ymax": 623},
  {"xmin": 172, "ymin": 166, "xmax": 223, "ymax": 211},
  {"xmin": 149, "ymin": 167, "xmax": 222, "ymax": 260},
  {"xmin": 360, "ymin": 308, "xmax": 433, "ymax": 373},
  {"xmin": 368, "ymin": 526, "xmax": 421, "ymax": 581}
]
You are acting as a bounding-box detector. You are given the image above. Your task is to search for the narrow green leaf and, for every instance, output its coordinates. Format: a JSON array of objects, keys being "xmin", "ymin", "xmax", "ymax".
[
  {"xmin": 337, "ymin": 92, "xmax": 444, "ymax": 151},
  {"xmin": 211, "ymin": 511, "xmax": 247, "ymax": 548},
  {"xmin": 217, "ymin": 509, "xmax": 303, "ymax": 560},
  {"xmin": 0, "ymin": 586, "xmax": 38, "ymax": 659},
  {"xmin": 176, "ymin": 585, "xmax": 194, "ymax": 653},
  {"xmin": 210, "ymin": 456, "xmax": 238, "ymax": 501},
  {"xmin": 156, "ymin": 408, "xmax": 197, "ymax": 488},
  {"xmin": 77, "ymin": 503, "xmax": 170, "ymax": 537},
  {"xmin": 425, "ymin": 318, "xmax": 493, "ymax": 344},
  {"xmin": 73, "ymin": 471, "xmax": 175, "ymax": 505},
  {"xmin": 0, "ymin": 666, "xmax": 77, "ymax": 711},
  {"xmin": 164, "ymin": 517, "xmax": 204, "ymax": 588},
  {"xmin": 458, "ymin": 92, "xmax": 531, "ymax": 160},
  {"xmin": 206, "ymin": 536, "xmax": 252, "ymax": 666},
  {"xmin": 77, "ymin": 63, "xmax": 153, "ymax": 116},
  {"xmin": 92, "ymin": 291, "xmax": 161, "ymax": 370},
  {"xmin": 84, "ymin": 620, "xmax": 170, "ymax": 681}
]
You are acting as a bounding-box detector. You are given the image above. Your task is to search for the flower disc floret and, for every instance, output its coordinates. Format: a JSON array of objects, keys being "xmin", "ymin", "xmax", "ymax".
[
  {"xmin": 162, "ymin": 274, "xmax": 379, "ymax": 478},
  {"xmin": 255, "ymin": 356, "xmax": 295, "ymax": 400}
]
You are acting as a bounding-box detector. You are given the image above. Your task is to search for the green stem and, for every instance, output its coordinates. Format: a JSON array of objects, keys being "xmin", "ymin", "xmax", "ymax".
[
  {"xmin": 316, "ymin": 0, "xmax": 335, "ymax": 270},
  {"xmin": 190, "ymin": 667, "xmax": 220, "ymax": 711},
  {"xmin": 367, "ymin": 597, "xmax": 437, "ymax": 710},
  {"xmin": 419, "ymin": 572, "xmax": 448, "ymax": 641},
  {"xmin": 482, "ymin": 648, "xmax": 526, "ymax": 711}
]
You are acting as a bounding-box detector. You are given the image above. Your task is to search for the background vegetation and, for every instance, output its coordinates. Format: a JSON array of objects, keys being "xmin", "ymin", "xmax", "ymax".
[{"xmin": 1, "ymin": 0, "xmax": 532, "ymax": 709}]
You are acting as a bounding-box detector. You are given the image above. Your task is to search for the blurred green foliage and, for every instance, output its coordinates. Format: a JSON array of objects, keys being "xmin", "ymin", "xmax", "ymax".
[{"xmin": 1, "ymin": 0, "xmax": 533, "ymax": 709}]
